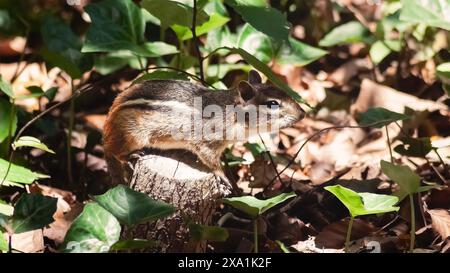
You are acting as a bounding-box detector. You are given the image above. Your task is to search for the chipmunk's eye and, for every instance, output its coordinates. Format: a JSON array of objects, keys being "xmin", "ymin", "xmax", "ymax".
[{"xmin": 266, "ymin": 100, "xmax": 280, "ymax": 109}]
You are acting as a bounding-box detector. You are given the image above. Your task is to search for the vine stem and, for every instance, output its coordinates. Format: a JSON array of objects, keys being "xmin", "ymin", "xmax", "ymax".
[
  {"xmin": 192, "ymin": 0, "xmax": 204, "ymax": 83},
  {"xmin": 409, "ymin": 194, "xmax": 416, "ymax": 253},
  {"xmin": 345, "ymin": 216, "xmax": 354, "ymax": 253},
  {"xmin": 385, "ymin": 125, "xmax": 394, "ymax": 163},
  {"xmin": 267, "ymin": 122, "xmax": 391, "ymax": 185},
  {"xmin": 0, "ymin": 83, "xmax": 95, "ymax": 186},
  {"xmin": 5, "ymin": 99, "xmax": 16, "ymax": 156},
  {"xmin": 67, "ymin": 79, "xmax": 75, "ymax": 184}
]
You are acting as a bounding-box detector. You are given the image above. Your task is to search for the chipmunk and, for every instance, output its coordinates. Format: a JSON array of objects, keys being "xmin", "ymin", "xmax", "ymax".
[{"xmin": 103, "ymin": 70, "xmax": 305, "ymax": 185}]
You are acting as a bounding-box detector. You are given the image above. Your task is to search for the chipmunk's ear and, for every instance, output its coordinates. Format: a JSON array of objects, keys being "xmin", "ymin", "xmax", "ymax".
[
  {"xmin": 249, "ymin": 70, "xmax": 262, "ymax": 84},
  {"xmin": 238, "ymin": 81, "xmax": 257, "ymax": 101}
]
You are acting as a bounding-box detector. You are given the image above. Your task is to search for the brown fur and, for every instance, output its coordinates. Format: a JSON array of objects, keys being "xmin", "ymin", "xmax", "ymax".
[{"xmin": 103, "ymin": 77, "xmax": 305, "ymax": 184}]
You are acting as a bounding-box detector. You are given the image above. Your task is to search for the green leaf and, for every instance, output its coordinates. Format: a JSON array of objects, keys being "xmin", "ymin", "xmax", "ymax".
[
  {"xmin": 44, "ymin": 87, "xmax": 58, "ymax": 102},
  {"xmin": 0, "ymin": 231, "xmax": 7, "ymax": 252},
  {"xmin": 18, "ymin": 86, "xmax": 45, "ymax": 100},
  {"xmin": 277, "ymin": 38, "xmax": 328, "ymax": 66},
  {"xmin": 172, "ymin": 13, "xmax": 230, "ymax": 40},
  {"xmin": 325, "ymin": 185, "xmax": 399, "ymax": 217},
  {"xmin": 12, "ymin": 136, "xmax": 55, "ymax": 154},
  {"xmin": 225, "ymin": 0, "xmax": 289, "ymax": 42},
  {"xmin": 110, "ymin": 239, "xmax": 158, "ymax": 250},
  {"xmin": 0, "ymin": 76, "xmax": 14, "ymax": 98},
  {"xmin": 41, "ymin": 15, "xmax": 92, "ymax": 79},
  {"xmin": 82, "ymin": 0, "xmax": 148, "ymax": 55},
  {"xmin": 0, "ymin": 98, "xmax": 17, "ymax": 143},
  {"xmin": 206, "ymin": 64, "xmax": 251, "ymax": 79},
  {"xmin": 222, "ymin": 192, "xmax": 296, "ymax": 218},
  {"xmin": 319, "ymin": 21, "xmax": 374, "ymax": 47},
  {"xmin": 400, "ymin": 0, "xmax": 450, "ymax": 31},
  {"xmin": 358, "ymin": 107, "xmax": 410, "ymax": 128},
  {"xmin": 226, "ymin": 47, "xmax": 309, "ymax": 106},
  {"xmin": 244, "ymin": 142, "xmax": 266, "ymax": 157},
  {"xmin": 91, "ymin": 185, "xmax": 176, "ymax": 226},
  {"xmin": 94, "ymin": 53, "xmax": 129, "ymax": 75},
  {"xmin": 133, "ymin": 71, "xmax": 189, "ymax": 84},
  {"xmin": 394, "ymin": 137, "xmax": 432, "ymax": 158},
  {"xmin": 237, "ymin": 23, "xmax": 327, "ymax": 66},
  {"xmin": 380, "ymin": 160, "xmax": 421, "ymax": 198},
  {"xmin": 141, "ymin": 0, "xmax": 209, "ymax": 30},
  {"xmin": 140, "ymin": 42, "xmax": 178, "ymax": 57},
  {"xmin": 436, "ymin": 62, "xmax": 450, "ymax": 83},
  {"xmin": 237, "ymin": 23, "xmax": 274, "ymax": 64},
  {"xmin": 0, "ymin": 158, "xmax": 49, "ymax": 186},
  {"xmin": 0, "ymin": 201, "xmax": 13, "ymax": 216},
  {"xmin": 62, "ymin": 203, "xmax": 120, "ymax": 253},
  {"xmin": 189, "ymin": 223, "xmax": 229, "ymax": 242},
  {"xmin": 370, "ymin": 40, "xmax": 400, "ymax": 64},
  {"xmin": 11, "ymin": 193, "xmax": 57, "ymax": 234},
  {"xmin": 206, "ymin": 26, "xmax": 237, "ymax": 53}
]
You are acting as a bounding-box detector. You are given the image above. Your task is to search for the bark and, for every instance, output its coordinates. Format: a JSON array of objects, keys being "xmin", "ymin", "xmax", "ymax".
[{"xmin": 122, "ymin": 149, "xmax": 232, "ymax": 252}]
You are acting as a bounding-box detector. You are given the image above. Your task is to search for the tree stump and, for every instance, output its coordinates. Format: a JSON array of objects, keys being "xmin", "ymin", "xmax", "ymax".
[{"xmin": 122, "ymin": 149, "xmax": 232, "ymax": 252}]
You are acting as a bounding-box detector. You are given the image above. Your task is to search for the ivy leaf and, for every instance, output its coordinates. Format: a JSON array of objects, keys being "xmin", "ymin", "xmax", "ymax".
[
  {"xmin": 394, "ymin": 137, "xmax": 432, "ymax": 158},
  {"xmin": 0, "ymin": 200, "xmax": 13, "ymax": 216},
  {"xmin": 276, "ymin": 38, "xmax": 328, "ymax": 66},
  {"xmin": 0, "ymin": 231, "xmax": 7, "ymax": 252},
  {"xmin": 225, "ymin": 0, "xmax": 289, "ymax": 42},
  {"xmin": 237, "ymin": 23, "xmax": 274, "ymax": 63},
  {"xmin": 0, "ymin": 98, "xmax": 17, "ymax": 143},
  {"xmin": 83, "ymin": 0, "xmax": 163, "ymax": 57},
  {"xmin": 380, "ymin": 160, "xmax": 421, "ymax": 200},
  {"xmin": 370, "ymin": 40, "xmax": 401, "ymax": 64},
  {"xmin": 319, "ymin": 21, "xmax": 374, "ymax": 47},
  {"xmin": 222, "ymin": 192, "xmax": 296, "ymax": 218},
  {"xmin": 400, "ymin": 0, "xmax": 450, "ymax": 31},
  {"xmin": 0, "ymin": 76, "xmax": 14, "ymax": 98},
  {"xmin": 91, "ymin": 185, "xmax": 175, "ymax": 226},
  {"xmin": 325, "ymin": 185, "xmax": 399, "ymax": 217},
  {"xmin": 358, "ymin": 107, "xmax": 410, "ymax": 128},
  {"xmin": 172, "ymin": 13, "xmax": 230, "ymax": 41},
  {"xmin": 11, "ymin": 193, "xmax": 57, "ymax": 234},
  {"xmin": 12, "ymin": 136, "xmax": 55, "ymax": 154},
  {"xmin": 141, "ymin": 0, "xmax": 209, "ymax": 30},
  {"xmin": 437, "ymin": 62, "xmax": 450, "ymax": 79},
  {"xmin": 41, "ymin": 15, "xmax": 92, "ymax": 79},
  {"xmin": 62, "ymin": 203, "xmax": 120, "ymax": 253},
  {"xmin": 0, "ymin": 158, "xmax": 49, "ymax": 186}
]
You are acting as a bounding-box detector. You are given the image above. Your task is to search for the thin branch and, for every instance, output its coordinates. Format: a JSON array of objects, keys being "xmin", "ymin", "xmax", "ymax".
[
  {"xmin": 267, "ymin": 122, "xmax": 394, "ymax": 185},
  {"xmin": 191, "ymin": 0, "xmax": 205, "ymax": 83},
  {"xmin": 385, "ymin": 125, "xmax": 394, "ymax": 163},
  {"xmin": 258, "ymin": 134, "xmax": 283, "ymax": 191},
  {"xmin": 0, "ymin": 83, "xmax": 94, "ymax": 186}
]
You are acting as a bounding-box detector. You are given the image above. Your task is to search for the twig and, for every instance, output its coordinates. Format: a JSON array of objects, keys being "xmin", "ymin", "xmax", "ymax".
[
  {"xmin": 192, "ymin": 0, "xmax": 205, "ymax": 83},
  {"xmin": 10, "ymin": 22, "xmax": 30, "ymax": 83},
  {"xmin": 0, "ymin": 83, "xmax": 94, "ymax": 186},
  {"xmin": 267, "ymin": 122, "xmax": 393, "ymax": 185},
  {"xmin": 385, "ymin": 125, "xmax": 394, "ymax": 163},
  {"xmin": 67, "ymin": 79, "xmax": 75, "ymax": 184},
  {"xmin": 258, "ymin": 134, "xmax": 283, "ymax": 191},
  {"xmin": 345, "ymin": 3, "xmax": 372, "ymax": 30}
]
